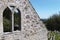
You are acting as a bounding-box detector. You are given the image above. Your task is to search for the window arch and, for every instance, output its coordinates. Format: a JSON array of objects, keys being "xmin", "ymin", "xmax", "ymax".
[
  {"xmin": 3, "ymin": 6, "xmax": 21, "ymax": 32},
  {"xmin": 14, "ymin": 8, "xmax": 21, "ymax": 31},
  {"xmin": 3, "ymin": 7, "xmax": 12, "ymax": 32}
]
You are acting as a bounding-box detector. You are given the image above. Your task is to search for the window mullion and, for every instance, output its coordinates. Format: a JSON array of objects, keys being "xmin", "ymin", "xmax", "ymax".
[{"xmin": 12, "ymin": 10, "xmax": 14, "ymax": 32}]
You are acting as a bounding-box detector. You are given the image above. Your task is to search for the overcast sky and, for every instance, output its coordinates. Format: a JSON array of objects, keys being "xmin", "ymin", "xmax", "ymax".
[{"xmin": 29, "ymin": 0, "xmax": 60, "ymax": 19}]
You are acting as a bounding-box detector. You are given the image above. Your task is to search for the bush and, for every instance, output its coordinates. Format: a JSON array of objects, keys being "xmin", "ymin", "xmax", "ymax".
[{"xmin": 45, "ymin": 14, "xmax": 60, "ymax": 31}]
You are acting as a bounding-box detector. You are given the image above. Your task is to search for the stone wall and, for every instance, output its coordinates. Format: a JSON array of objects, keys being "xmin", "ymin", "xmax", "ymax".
[
  {"xmin": 0, "ymin": 30, "xmax": 47, "ymax": 40},
  {"xmin": 0, "ymin": 0, "xmax": 48, "ymax": 40}
]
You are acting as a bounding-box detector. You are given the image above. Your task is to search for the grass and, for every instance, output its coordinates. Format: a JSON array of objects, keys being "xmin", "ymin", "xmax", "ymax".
[
  {"xmin": 48, "ymin": 31, "xmax": 60, "ymax": 40},
  {"xmin": 55, "ymin": 33, "xmax": 60, "ymax": 40}
]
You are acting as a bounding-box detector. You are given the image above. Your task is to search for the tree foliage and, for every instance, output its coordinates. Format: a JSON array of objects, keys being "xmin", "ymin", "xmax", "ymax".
[{"xmin": 45, "ymin": 14, "xmax": 60, "ymax": 31}]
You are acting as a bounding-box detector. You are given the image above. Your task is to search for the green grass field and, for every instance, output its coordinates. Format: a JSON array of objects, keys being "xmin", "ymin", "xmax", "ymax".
[{"xmin": 48, "ymin": 31, "xmax": 60, "ymax": 40}]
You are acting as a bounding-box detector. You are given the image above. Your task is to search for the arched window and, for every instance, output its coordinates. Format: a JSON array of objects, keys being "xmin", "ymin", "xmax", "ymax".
[
  {"xmin": 3, "ymin": 6, "xmax": 21, "ymax": 32},
  {"xmin": 14, "ymin": 8, "xmax": 21, "ymax": 31},
  {"xmin": 3, "ymin": 7, "xmax": 12, "ymax": 32}
]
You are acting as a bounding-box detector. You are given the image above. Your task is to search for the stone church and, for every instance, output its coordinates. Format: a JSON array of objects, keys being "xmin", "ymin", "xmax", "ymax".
[{"xmin": 0, "ymin": 0, "xmax": 48, "ymax": 40}]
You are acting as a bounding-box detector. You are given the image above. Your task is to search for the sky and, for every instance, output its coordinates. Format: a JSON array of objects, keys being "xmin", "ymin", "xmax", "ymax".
[{"xmin": 29, "ymin": 0, "xmax": 60, "ymax": 19}]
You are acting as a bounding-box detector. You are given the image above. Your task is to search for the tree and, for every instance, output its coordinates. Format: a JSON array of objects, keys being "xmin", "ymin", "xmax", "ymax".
[{"xmin": 44, "ymin": 14, "xmax": 60, "ymax": 31}]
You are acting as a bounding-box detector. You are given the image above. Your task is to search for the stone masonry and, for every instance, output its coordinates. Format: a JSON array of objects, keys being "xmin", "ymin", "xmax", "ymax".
[{"xmin": 0, "ymin": 0, "xmax": 48, "ymax": 40}]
